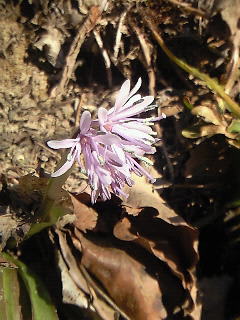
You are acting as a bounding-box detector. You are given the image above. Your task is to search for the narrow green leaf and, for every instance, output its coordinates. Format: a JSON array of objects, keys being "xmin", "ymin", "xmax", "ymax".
[
  {"xmin": 183, "ymin": 98, "xmax": 194, "ymax": 110},
  {"xmin": 2, "ymin": 253, "xmax": 59, "ymax": 320},
  {"xmin": 0, "ymin": 266, "xmax": 21, "ymax": 320}
]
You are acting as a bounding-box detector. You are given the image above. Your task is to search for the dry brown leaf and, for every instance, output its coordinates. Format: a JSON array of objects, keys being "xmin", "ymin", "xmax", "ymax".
[
  {"xmin": 113, "ymin": 217, "xmax": 138, "ymax": 241},
  {"xmin": 73, "ymin": 228, "xmax": 191, "ymax": 320},
  {"xmin": 0, "ymin": 214, "xmax": 20, "ymax": 251},
  {"xmin": 215, "ymin": 0, "xmax": 240, "ymax": 93},
  {"xmin": 122, "ymin": 173, "xmax": 189, "ymax": 226},
  {"xmin": 191, "ymin": 106, "xmax": 223, "ymax": 125},
  {"xmin": 113, "ymin": 215, "xmax": 198, "ymax": 290},
  {"xmin": 33, "ymin": 28, "xmax": 64, "ymax": 66},
  {"xmin": 70, "ymin": 193, "xmax": 98, "ymax": 232},
  {"xmin": 55, "ymin": 228, "xmax": 117, "ymax": 320}
]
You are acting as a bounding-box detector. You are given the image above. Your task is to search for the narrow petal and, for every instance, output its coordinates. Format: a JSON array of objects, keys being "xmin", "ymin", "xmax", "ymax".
[
  {"xmin": 94, "ymin": 133, "xmax": 122, "ymax": 145},
  {"xmin": 98, "ymin": 107, "xmax": 108, "ymax": 126},
  {"xmin": 113, "ymin": 79, "xmax": 130, "ymax": 111},
  {"xmin": 121, "ymin": 94, "xmax": 142, "ymax": 110},
  {"xmin": 111, "ymin": 144, "xmax": 126, "ymax": 163},
  {"xmin": 121, "ymin": 121, "xmax": 155, "ymax": 135},
  {"xmin": 51, "ymin": 154, "xmax": 76, "ymax": 177},
  {"xmin": 128, "ymin": 78, "xmax": 142, "ymax": 99},
  {"xmin": 108, "ymin": 94, "xmax": 141, "ymax": 116},
  {"xmin": 47, "ymin": 139, "xmax": 78, "ymax": 149},
  {"xmin": 129, "ymin": 156, "xmax": 156, "ymax": 183},
  {"xmin": 80, "ymin": 111, "xmax": 92, "ymax": 134},
  {"xmin": 112, "ymin": 124, "xmax": 155, "ymax": 143},
  {"xmin": 97, "ymin": 166, "xmax": 112, "ymax": 185},
  {"xmin": 111, "ymin": 96, "xmax": 154, "ymax": 121}
]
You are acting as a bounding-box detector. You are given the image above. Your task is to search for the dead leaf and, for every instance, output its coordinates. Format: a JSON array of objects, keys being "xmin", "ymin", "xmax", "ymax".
[
  {"xmin": 113, "ymin": 214, "xmax": 198, "ymax": 290},
  {"xmin": 214, "ymin": 0, "xmax": 240, "ymax": 93},
  {"xmin": 191, "ymin": 106, "xmax": 223, "ymax": 125},
  {"xmin": 34, "ymin": 28, "xmax": 64, "ymax": 66},
  {"xmin": 55, "ymin": 228, "xmax": 118, "ymax": 320},
  {"xmin": 73, "ymin": 228, "xmax": 191, "ymax": 320},
  {"xmin": 122, "ymin": 173, "xmax": 189, "ymax": 226},
  {"xmin": 70, "ymin": 193, "xmax": 98, "ymax": 232},
  {"xmin": 182, "ymin": 124, "xmax": 226, "ymax": 139}
]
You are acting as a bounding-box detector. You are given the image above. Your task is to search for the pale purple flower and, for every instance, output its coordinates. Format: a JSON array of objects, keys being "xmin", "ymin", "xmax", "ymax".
[
  {"xmin": 97, "ymin": 78, "xmax": 164, "ymax": 154},
  {"xmin": 48, "ymin": 111, "xmax": 121, "ymax": 176},
  {"xmin": 47, "ymin": 78, "xmax": 164, "ymax": 203}
]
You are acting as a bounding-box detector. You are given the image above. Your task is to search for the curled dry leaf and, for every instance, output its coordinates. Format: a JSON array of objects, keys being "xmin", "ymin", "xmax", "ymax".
[
  {"xmin": 34, "ymin": 28, "xmax": 64, "ymax": 66},
  {"xmin": 116, "ymin": 171, "xmax": 199, "ymax": 317},
  {"xmin": 113, "ymin": 214, "xmax": 198, "ymax": 290},
  {"xmin": 70, "ymin": 193, "xmax": 98, "ymax": 232},
  {"xmin": 72, "ymin": 228, "xmax": 192, "ymax": 320},
  {"xmin": 182, "ymin": 124, "xmax": 226, "ymax": 139},
  {"xmin": 122, "ymin": 173, "xmax": 189, "ymax": 226},
  {"xmin": 55, "ymin": 228, "xmax": 117, "ymax": 320},
  {"xmin": 191, "ymin": 106, "xmax": 223, "ymax": 126}
]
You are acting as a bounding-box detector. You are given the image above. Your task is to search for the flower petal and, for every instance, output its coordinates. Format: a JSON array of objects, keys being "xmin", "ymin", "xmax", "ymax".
[
  {"xmin": 111, "ymin": 144, "xmax": 126, "ymax": 163},
  {"xmin": 111, "ymin": 96, "xmax": 154, "ymax": 121},
  {"xmin": 98, "ymin": 107, "xmax": 108, "ymax": 126},
  {"xmin": 51, "ymin": 153, "xmax": 76, "ymax": 177},
  {"xmin": 47, "ymin": 139, "xmax": 78, "ymax": 149},
  {"xmin": 94, "ymin": 133, "xmax": 122, "ymax": 145},
  {"xmin": 80, "ymin": 111, "xmax": 92, "ymax": 134},
  {"xmin": 128, "ymin": 78, "xmax": 142, "ymax": 99},
  {"xmin": 112, "ymin": 124, "xmax": 155, "ymax": 143},
  {"xmin": 121, "ymin": 121, "xmax": 155, "ymax": 135},
  {"xmin": 113, "ymin": 79, "xmax": 130, "ymax": 111}
]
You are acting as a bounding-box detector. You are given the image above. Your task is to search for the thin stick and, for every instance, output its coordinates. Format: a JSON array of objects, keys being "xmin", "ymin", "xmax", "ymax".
[{"xmin": 93, "ymin": 30, "xmax": 112, "ymax": 87}]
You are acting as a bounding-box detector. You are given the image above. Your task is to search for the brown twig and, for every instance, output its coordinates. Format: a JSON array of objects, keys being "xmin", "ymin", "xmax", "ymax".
[
  {"xmin": 130, "ymin": 22, "xmax": 156, "ymax": 96},
  {"xmin": 50, "ymin": 6, "xmax": 103, "ymax": 98},
  {"xmin": 166, "ymin": 0, "xmax": 206, "ymax": 16},
  {"xmin": 74, "ymin": 94, "xmax": 85, "ymax": 127},
  {"xmin": 93, "ymin": 30, "xmax": 112, "ymax": 87},
  {"xmin": 113, "ymin": 10, "xmax": 128, "ymax": 62}
]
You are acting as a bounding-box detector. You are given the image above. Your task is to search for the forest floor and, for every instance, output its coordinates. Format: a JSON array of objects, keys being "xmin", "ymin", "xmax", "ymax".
[{"xmin": 0, "ymin": 1, "xmax": 240, "ymax": 319}]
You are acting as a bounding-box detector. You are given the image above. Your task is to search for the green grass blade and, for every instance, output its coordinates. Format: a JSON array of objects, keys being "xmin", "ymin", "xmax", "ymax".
[
  {"xmin": 0, "ymin": 266, "xmax": 21, "ymax": 320},
  {"xmin": 2, "ymin": 253, "xmax": 59, "ymax": 320}
]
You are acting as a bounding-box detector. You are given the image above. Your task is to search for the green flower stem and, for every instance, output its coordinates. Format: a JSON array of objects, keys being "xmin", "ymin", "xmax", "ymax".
[
  {"xmin": 25, "ymin": 151, "xmax": 74, "ymax": 239},
  {"xmin": 41, "ymin": 150, "xmax": 73, "ymax": 220},
  {"xmin": 144, "ymin": 15, "xmax": 240, "ymax": 118}
]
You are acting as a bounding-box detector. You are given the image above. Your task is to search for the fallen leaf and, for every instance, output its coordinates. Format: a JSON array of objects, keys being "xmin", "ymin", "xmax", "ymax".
[
  {"xmin": 73, "ymin": 228, "xmax": 191, "ymax": 320},
  {"xmin": 113, "ymin": 214, "xmax": 198, "ymax": 290},
  {"xmin": 70, "ymin": 193, "xmax": 98, "ymax": 232},
  {"xmin": 191, "ymin": 106, "xmax": 223, "ymax": 125},
  {"xmin": 34, "ymin": 28, "xmax": 64, "ymax": 66},
  {"xmin": 182, "ymin": 124, "xmax": 226, "ymax": 139},
  {"xmin": 122, "ymin": 173, "xmax": 189, "ymax": 226}
]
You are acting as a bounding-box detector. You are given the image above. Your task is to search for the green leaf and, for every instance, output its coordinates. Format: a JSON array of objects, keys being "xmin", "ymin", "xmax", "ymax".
[
  {"xmin": 228, "ymin": 119, "xmax": 240, "ymax": 133},
  {"xmin": 0, "ymin": 265, "xmax": 21, "ymax": 320},
  {"xmin": 183, "ymin": 98, "xmax": 194, "ymax": 110},
  {"xmin": 2, "ymin": 253, "xmax": 59, "ymax": 320},
  {"xmin": 26, "ymin": 205, "xmax": 66, "ymax": 239}
]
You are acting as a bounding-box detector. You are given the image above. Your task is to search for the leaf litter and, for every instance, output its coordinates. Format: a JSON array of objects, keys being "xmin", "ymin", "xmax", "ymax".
[{"xmin": 1, "ymin": 0, "xmax": 240, "ymax": 319}]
